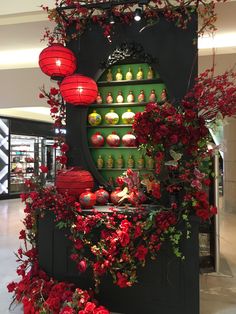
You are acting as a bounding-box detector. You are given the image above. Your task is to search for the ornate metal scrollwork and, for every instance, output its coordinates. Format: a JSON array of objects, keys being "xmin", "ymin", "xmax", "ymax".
[{"xmin": 102, "ymin": 42, "xmax": 157, "ymax": 68}]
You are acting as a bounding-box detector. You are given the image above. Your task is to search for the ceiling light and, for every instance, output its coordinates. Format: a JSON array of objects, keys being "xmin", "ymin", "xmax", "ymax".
[{"xmin": 134, "ymin": 8, "xmax": 142, "ymax": 22}]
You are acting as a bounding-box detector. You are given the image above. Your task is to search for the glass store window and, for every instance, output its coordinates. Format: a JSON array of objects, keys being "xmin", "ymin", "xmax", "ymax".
[{"xmin": 10, "ymin": 135, "xmax": 42, "ymax": 194}]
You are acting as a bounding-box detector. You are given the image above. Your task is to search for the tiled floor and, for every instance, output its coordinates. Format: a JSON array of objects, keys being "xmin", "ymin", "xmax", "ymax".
[{"xmin": 0, "ymin": 198, "xmax": 236, "ymax": 314}]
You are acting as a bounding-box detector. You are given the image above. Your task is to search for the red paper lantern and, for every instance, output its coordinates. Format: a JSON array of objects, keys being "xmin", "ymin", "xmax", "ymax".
[
  {"xmin": 38, "ymin": 44, "xmax": 76, "ymax": 79},
  {"xmin": 56, "ymin": 167, "xmax": 94, "ymax": 198},
  {"xmin": 60, "ymin": 74, "xmax": 98, "ymax": 105}
]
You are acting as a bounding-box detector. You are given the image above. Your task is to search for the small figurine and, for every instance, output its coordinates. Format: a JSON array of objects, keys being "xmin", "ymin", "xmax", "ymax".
[
  {"xmin": 127, "ymin": 155, "xmax": 134, "ymax": 168},
  {"xmin": 137, "ymin": 156, "xmax": 145, "ymax": 170},
  {"xmin": 149, "ymin": 89, "xmax": 157, "ymax": 102},
  {"xmin": 146, "ymin": 156, "xmax": 155, "ymax": 170},
  {"xmin": 138, "ymin": 90, "xmax": 145, "ymax": 103},
  {"xmin": 106, "ymin": 92, "xmax": 113, "ymax": 104},
  {"xmin": 127, "ymin": 91, "xmax": 135, "ymax": 103},
  {"xmin": 106, "ymin": 69, "xmax": 113, "ymax": 82},
  {"xmin": 97, "ymin": 155, "xmax": 104, "ymax": 169},
  {"xmin": 160, "ymin": 88, "xmax": 168, "ymax": 101},
  {"xmin": 116, "ymin": 91, "xmax": 124, "ymax": 103},
  {"xmin": 107, "ymin": 155, "xmax": 114, "ymax": 169},
  {"xmin": 115, "ymin": 68, "xmax": 123, "ymax": 81},
  {"xmin": 117, "ymin": 155, "xmax": 124, "ymax": 169},
  {"xmin": 136, "ymin": 67, "xmax": 143, "ymax": 80},
  {"xmin": 96, "ymin": 92, "xmax": 103, "ymax": 104},
  {"xmin": 147, "ymin": 66, "xmax": 154, "ymax": 79},
  {"xmin": 126, "ymin": 67, "xmax": 133, "ymax": 80}
]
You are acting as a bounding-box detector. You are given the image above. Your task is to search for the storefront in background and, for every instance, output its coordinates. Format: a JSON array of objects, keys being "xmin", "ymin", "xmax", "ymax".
[{"xmin": 0, "ymin": 116, "xmax": 56, "ymax": 198}]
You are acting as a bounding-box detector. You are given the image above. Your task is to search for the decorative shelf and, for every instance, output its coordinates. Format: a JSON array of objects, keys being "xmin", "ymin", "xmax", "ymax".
[
  {"xmin": 97, "ymin": 78, "xmax": 163, "ymax": 87},
  {"xmin": 87, "ymin": 124, "xmax": 132, "ymax": 128},
  {"xmin": 90, "ymin": 102, "xmax": 148, "ymax": 108},
  {"xmin": 88, "ymin": 146, "xmax": 137, "ymax": 149}
]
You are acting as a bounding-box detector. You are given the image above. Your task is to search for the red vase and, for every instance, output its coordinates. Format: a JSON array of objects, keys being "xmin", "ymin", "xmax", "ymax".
[
  {"xmin": 122, "ymin": 132, "xmax": 136, "ymax": 147},
  {"xmin": 129, "ymin": 188, "xmax": 147, "ymax": 206},
  {"xmin": 79, "ymin": 188, "xmax": 96, "ymax": 209},
  {"xmin": 110, "ymin": 187, "xmax": 122, "ymax": 205},
  {"xmin": 90, "ymin": 132, "xmax": 105, "ymax": 147},
  {"xmin": 56, "ymin": 168, "xmax": 94, "ymax": 198},
  {"xmin": 106, "ymin": 132, "xmax": 121, "ymax": 147},
  {"xmin": 95, "ymin": 186, "xmax": 109, "ymax": 205}
]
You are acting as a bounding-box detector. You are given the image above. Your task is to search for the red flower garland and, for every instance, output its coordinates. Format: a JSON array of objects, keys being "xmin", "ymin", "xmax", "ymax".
[{"xmin": 41, "ymin": 0, "xmax": 227, "ymax": 43}]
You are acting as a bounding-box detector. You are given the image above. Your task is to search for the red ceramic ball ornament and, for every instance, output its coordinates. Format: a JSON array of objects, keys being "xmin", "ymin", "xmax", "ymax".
[{"xmin": 79, "ymin": 188, "xmax": 96, "ymax": 209}]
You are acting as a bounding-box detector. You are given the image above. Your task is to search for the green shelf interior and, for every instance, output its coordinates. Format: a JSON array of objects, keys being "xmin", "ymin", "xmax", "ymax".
[
  {"xmin": 99, "ymin": 63, "xmax": 160, "ymax": 81},
  {"xmin": 87, "ymin": 62, "xmax": 167, "ymax": 183},
  {"xmin": 97, "ymin": 82, "xmax": 166, "ymax": 104}
]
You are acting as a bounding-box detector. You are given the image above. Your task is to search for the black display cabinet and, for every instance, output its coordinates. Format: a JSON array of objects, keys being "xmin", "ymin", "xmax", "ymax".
[{"xmin": 36, "ymin": 12, "xmax": 202, "ymax": 314}]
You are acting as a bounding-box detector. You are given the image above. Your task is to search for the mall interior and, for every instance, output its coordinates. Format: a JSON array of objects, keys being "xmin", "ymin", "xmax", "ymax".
[{"xmin": 0, "ymin": 1, "xmax": 236, "ymax": 313}]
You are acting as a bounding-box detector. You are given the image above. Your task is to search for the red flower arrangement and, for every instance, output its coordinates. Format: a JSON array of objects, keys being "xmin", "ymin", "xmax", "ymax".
[
  {"xmin": 8, "ymin": 183, "xmax": 182, "ymax": 313},
  {"xmin": 132, "ymin": 69, "xmax": 236, "ymax": 223}
]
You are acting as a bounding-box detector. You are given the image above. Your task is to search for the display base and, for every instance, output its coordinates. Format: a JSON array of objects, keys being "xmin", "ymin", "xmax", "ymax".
[{"xmin": 38, "ymin": 211, "xmax": 199, "ymax": 314}]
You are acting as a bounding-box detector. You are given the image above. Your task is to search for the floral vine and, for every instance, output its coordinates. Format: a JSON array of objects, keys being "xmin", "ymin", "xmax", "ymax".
[
  {"xmin": 41, "ymin": 0, "xmax": 226, "ymax": 44},
  {"xmin": 39, "ymin": 86, "xmax": 69, "ymax": 167}
]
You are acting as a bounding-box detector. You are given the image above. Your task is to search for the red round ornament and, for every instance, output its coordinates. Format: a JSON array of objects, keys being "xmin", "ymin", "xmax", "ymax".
[
  {"xmin": 122, "ymin": 132, "xmax": 136, "ymax": 147},
  {"xmin": 79, "ymin": 188, "xmax": 96, "ymax": 209},
  {"xmin": 95, "ymin": 186, "xmax": 109, "ymax": 205},
  {"xmin": 56, "ymin": 167, "xmax": 94, "ymax": 198},
  {"xmin": 128, "ymin": 188, "xmax": 147, "ymax": 206},
  {"xmin": 38, "ymin": 44, "xmax": 76, "ymax": 79},
  {"xmin": 90, "ymin": 132, "xmax": 105, "ymax": 147},
  {"xmin": 106, "ymin": 132, "xmax": 121, "ymax": 147},
  {"xmin": 110, "ymin": 187, "xmax": 122, "ymax": 205},
  {"xmin": 60, "ymin": 74, "xmax": 98, "ymax": 105}
]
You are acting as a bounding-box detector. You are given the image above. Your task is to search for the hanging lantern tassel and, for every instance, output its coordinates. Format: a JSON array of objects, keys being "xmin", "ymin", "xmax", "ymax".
[
  {"xmin": 59, "ymin": 74, "xmax": 98, "ymax": 106},
  {"xmin": 38, "ymin": 44, "xmax": 77, "ymax": 80}
]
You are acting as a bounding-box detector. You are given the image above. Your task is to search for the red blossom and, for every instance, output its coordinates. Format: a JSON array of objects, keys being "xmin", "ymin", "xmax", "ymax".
[
  {"xmin": 78, "ymin": 260, "xmax": 87, "ymax": 273},
  {"xmin": 116, "ymin": 272, "xmax": 131, "ymax": 288},
  {"xmin": 61, "ymin": 143, "xmax": 69, "ymax": 153},
  {"xmin": 19, "ymin": 230, "xmax": 26, "ymax": 240},
  {"xmin": 135, "ymin": 245, "xmax": 148, "ymax": 261},
  {"xmin": 60, "ymin": 306, "xmax": 75, "ymax": 314},
  {"xmin": 7, "ymin": 281, "xmax": 16, "ymax": 292},
  {"xmin": 39, "ymin": 165, "xmax": 48, "ymax": 173},
  {"xmin": 116, "ymin": 176, "xmax": 124, "ymax": 187},
  {"xmin": 116, "ymin": 229, "xmax": 130, "ymax": 247}
]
